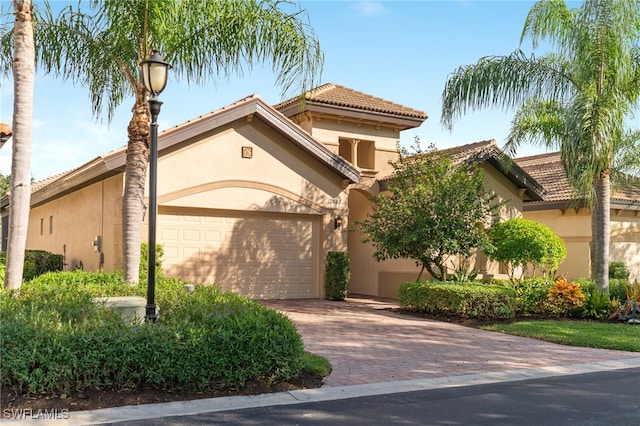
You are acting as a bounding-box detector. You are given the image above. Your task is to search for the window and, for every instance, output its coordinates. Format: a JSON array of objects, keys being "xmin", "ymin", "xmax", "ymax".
[
  {"xmin": 356, "ymin": 140, "xmax": 375, "ymax": 169},
  {"xmin": 338, "ymin": 138, "xmax": 353, "ymax": 163},
  {"xmin": 338, "ymin": 138, "xmax": 375, "ymax": 170},
  {"xmin": 49, "ymin": 216, "xmax": 53, "ymax": 234},
  {"xmin": 40, "ymin": 218, "xmax": 44, "ymax": 235}
]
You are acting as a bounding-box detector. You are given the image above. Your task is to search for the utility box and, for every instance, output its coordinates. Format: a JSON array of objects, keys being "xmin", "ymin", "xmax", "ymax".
[{"xmin": 93, "ymin": 296, "xmax": 147, "ymax": 324}]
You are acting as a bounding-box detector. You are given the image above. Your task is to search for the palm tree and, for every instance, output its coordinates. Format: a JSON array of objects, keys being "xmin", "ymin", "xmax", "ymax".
[
  {"xmin": 2, "ymin": 0, "xmax": 323, "ymax": 284},
  {"xmin": 4, "ymin": 0, "xmax": 35, "ymax": 290},
  {"xmin": 441, "ymin": 0, "xmax": 640, "ymax": 293}
]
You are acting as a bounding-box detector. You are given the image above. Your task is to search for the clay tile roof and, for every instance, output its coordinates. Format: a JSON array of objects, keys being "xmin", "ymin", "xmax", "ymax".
[
  {"xmin": 378, "ymin": 139, "xmax": 545, "ymax": 200},
  {"xmin": 0, "ymin": 171, "xmax": 70, "ymax": 200},
  {"xmin": 0, "ymin": 123, "xmax": 11, "ymax": 137},
  {"xmin": 440, "ymin": 140, "xmax": 501, "ymax": 165},
  {"xmin": 275, "ymin": 83, "xmax": 428, "ymax": 120},
  {"xmin": 515, "ymin": 152, "xmax": 640, "ymax": 203},
  {"xmin": 515, "ymin": 152, "xmax": 571, "ymax": 202},
  {"xmin": 0, "ymin": 122, "xmax": 11, "ymax": 145},
  {"xmin": 31, "ymin": 172, "xmax": 70, "ymax": 192}
]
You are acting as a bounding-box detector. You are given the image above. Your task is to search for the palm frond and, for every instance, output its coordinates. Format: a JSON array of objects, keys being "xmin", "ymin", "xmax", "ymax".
[
  {"xmin": 520, "ymin": 0, "xmax": 573, "ymax": 50},
  {"xmin": 441, "ymin": 50, "xmax": 573, "ymax": 130}
]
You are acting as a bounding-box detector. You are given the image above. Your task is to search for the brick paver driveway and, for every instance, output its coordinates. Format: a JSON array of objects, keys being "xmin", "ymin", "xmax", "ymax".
[{"xmin": 263, "ymin": 297, "xmax": 640, "ymax": 387}]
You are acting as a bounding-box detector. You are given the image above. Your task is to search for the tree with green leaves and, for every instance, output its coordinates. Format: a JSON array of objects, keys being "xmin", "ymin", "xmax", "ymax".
[
  {"xmin": 355, "ymin": 140, "xmax": 501, "ymax": 282},
  {"xmin": 486, "ymin": 217, "xmax": 567, "ymax": 281},
  {"xmin": 0, "ymin": 172, "xmax": 10, "ymax": 197},
  {"xmin": 441, "ymin": 0, "xmax": 640, "ymax": 293},
  {"xmin": 4, "ymin": 0, "xmax": 34, "ymax": 290},
  {"xmin": 1, "ymin": 0, "xmax": 323, "ymax": 285}
]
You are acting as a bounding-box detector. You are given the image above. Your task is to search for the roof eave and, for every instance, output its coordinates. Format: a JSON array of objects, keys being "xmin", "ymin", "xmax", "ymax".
[
  {"xmin": 104, "ymin": 97, "xmax": 360, "ymax": 184},
  {"xmin": 30, "ymin": 158, "xmax": 116, "ymax": 208},
  {"xmin": 486, "ymin": 157, "xmax": 545, "ymax": 201},
  {"xmin": 278, "ymin": 101, "xmax": 426, "ymax": 130}
]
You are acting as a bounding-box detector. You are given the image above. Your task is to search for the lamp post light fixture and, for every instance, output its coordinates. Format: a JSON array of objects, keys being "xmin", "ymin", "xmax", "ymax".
[{"xmin": 140, "ymin": 50, "xmax": 171, "ymax": 322}]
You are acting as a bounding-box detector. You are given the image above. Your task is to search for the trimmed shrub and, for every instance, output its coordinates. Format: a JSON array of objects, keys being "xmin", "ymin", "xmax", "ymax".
[
  {"xmin": 505, "ymin": 277, "xmax": 554, "ymax": 315},
  {"xmin": 324, "ymin": 251, "xmax": 350, "ymax": 301},
  {"xmin": 1, "ymin": 271, "xmax": 306, "ymax": 395},
  {"xmin": 398, "ymin": 280, "xmax": 517, "ymax": 319},
  {"xmin": 487, "ymin": 218, "xmax": 566, "ymax": 280},
  {"xmin": 139, "ymin": 243, "xmax": 164, "ymax": 283},
  {"xmin": 609, "ymin": 261, "xmax": 630, "ymax": 280},
  {"xmin": 22, "ymin": 250, "xmax": 64, "ymax": 281}
]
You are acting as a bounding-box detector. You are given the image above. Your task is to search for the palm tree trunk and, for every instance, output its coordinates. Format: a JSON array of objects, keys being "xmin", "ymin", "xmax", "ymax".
[
  {"xmin": 592, "ymin": 170, "xmax": 610, "ymax": 293},
  {"xmin": 5, "ymin": 0, "xmax": 34, "ymax": 290},
  {"xmin": 121, "ymin": 87, "xmax": 151, "ymax": 284}
]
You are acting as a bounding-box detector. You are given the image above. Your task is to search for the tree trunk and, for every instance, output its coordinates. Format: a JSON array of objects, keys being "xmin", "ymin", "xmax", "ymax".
[
  {"xmin": 592, "ymin": 170, "xmax": 610, "ymax": 293},
  {"xmin": 4, "ymin": 0, "xmax": 34, "ymax": 290},
  {"xmin": 121, "ymin": 86, "xmax": 151, "ymax": 284}
]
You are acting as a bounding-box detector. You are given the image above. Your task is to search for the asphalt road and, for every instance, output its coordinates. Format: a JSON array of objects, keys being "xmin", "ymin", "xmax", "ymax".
[{"xmin": 108, "ymin": 367, "xmax": 640, "ymax": 426}]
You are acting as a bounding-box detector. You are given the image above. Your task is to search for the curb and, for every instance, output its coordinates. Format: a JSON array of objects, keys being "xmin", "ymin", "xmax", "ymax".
[{"xmin": 5, "ymin": 358, "xmax": 640, "ymax": 425}]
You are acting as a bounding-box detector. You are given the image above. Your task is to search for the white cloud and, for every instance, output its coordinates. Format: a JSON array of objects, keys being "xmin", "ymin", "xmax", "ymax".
[{"xmin": 350, "ymin": 1, "xmax": 385, "ymax": 16}]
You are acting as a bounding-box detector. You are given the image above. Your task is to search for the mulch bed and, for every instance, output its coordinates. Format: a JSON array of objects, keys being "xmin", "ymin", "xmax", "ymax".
[{"xmin": 0, "ymin": 372, "xmax": 323, "ymax": 413}]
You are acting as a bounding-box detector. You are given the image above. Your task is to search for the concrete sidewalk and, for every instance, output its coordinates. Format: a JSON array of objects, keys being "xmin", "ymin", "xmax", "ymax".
[{"xmin": 5, "ymin": 297, "xmax": 640, "ymax": 425}]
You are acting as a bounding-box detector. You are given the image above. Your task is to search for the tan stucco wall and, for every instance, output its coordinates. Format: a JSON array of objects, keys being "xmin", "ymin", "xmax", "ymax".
[
  {"xmin": 152, "ymin": 117, "xmax": 348, "ymax": 246},
  {"xmin": 519, "ymin": 208, "xmax": 640, "ymax": 282},
  {"xmin": 26, "ymin": 174, "xmax": 123, "ymax": 271},
  {"xmin": 523, "ymin": 208, "xmax": 593, "ymax": 281},
  {"xmin": 347, "ymin": 188, "xmax": 378, "ymax": 296},
  {"xmin": 610, "ymin": 212, "xmax": 640, "ymax": 282},
  {"xmin": 295, "ymin": 117, "xmax": 401, "ymax": 178}
]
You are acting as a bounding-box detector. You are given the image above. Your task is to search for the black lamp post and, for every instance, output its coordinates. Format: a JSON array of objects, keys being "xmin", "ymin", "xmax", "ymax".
[{"xmin": 140, "ymin": 50, "xmax": 171, "ymax": 322}]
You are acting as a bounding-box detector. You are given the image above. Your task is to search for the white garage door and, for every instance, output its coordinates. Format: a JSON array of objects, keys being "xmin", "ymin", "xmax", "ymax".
[{"xmin": 158, "ymin": 209, "xmax": 319, "ymax": 299}]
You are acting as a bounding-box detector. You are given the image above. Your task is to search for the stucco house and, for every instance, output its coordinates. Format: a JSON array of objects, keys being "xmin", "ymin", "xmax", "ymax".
[
  {"xmin": 516, "ymin": 152, "xmax": 640, "ymax": 282},
  {"xmin": 0, "ymin": 83, "xmax": 549, "ymax": 299}
]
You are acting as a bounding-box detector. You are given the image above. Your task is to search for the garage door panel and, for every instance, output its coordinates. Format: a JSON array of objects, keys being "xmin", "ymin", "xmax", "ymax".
[{"xmin": 159, "ymin": 211, "xmax": 318, "ymax": 299}]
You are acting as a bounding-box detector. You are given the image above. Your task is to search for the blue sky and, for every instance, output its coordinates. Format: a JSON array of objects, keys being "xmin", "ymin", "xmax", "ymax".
[{"xmin": 1, "ymin": 0, "xmax": 581, "ymax": 181}]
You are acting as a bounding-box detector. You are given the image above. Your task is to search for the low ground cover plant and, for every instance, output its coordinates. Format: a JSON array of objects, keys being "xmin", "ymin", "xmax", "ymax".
[
  {"xmin": 1, "ymin": 271, "xmax": 314, "ymax": 396},
  {"xmin": 398, "ymin": 280, "xmax": 517, "ymax": 319}
]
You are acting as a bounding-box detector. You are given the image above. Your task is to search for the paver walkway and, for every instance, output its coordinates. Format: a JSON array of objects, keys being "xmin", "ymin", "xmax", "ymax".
[{"xmin": 262, "ymin": 297, "xmax": 640, "ymax": 387}]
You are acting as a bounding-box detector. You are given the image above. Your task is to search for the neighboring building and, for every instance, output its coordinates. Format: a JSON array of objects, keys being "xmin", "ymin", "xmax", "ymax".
[{"xmin": 516, "ymin": 152, "xmax": 640, "ymax": 282}]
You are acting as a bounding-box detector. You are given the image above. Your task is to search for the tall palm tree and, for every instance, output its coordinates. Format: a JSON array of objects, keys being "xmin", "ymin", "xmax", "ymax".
[
  {"xmin": 4, "ymin": 0, "xmax": 35, "ymax": 290},
  {"xmin": 2, "ymin": 0, "xmax": 323, "ymax": 284},
  {"xmin": 441, "ymin": 0, "xmax": 640, "ymax": 293}
]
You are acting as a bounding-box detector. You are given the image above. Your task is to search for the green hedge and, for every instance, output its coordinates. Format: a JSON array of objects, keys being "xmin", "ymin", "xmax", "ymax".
[
  {"xmin": 398, "ymin": 280, "xmax": 517, "ymax": 319},
  {"xmin": 324, "ymin": 251, "xmax": 350, "ymax": 301},
  {"xmin": 1, "ymin": 271, "xmax": 305, "ymax": 395}
]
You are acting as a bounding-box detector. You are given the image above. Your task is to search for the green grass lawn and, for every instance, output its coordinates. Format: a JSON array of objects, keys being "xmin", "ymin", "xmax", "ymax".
[{"xmin": 482, "ymin": 320, "xmax": 640, "ymax": 352}]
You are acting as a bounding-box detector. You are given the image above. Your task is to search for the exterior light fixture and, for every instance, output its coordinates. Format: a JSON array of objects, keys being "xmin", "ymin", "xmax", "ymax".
[
  {"xmin": 140, "ymin": 50, "xmax": 171, "ymax": 322},
  {"xmin": 334, "ymin": 215, "xmax": 344, "ymax": 230}
]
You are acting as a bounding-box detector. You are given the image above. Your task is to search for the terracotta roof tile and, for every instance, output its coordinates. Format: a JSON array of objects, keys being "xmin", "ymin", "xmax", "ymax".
[
  {"xmin": 31, "ymin": 172, "xmax": 71, "ymax": 192},
  {"xmin": 515, "ymin": 152, "xmax": 640, "ymax": 203},
  {"xmin": 0, "ymin": 123, "xmax": 11, "ymax": 137},
  {"xmin": 441, "ymin": 140, "xmax": 501, "ymax": 165},
  {"xmin": 378, "ymin": 140, "xmax": 545, "ymax": 201},
  {"xmin": 275, "ymin": 83, "xmax": 428, "ymax": 120}
]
